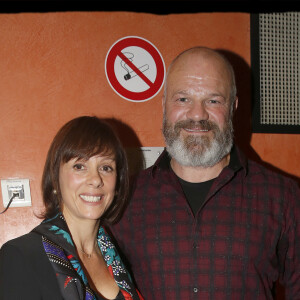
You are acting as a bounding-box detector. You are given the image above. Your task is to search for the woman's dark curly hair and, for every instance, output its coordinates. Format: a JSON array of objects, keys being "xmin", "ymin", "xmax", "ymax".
[{"xmin": 41, "ymin": 116, "xmax": 129, "ymax": 224}]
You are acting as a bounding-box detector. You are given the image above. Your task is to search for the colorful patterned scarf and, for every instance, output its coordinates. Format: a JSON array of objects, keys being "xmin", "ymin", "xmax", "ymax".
[{"xmin": 33, "ymin": 213, "xmax": 141, "ymax": 300}]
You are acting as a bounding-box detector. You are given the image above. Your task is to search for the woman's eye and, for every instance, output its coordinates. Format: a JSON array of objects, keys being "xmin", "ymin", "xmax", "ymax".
[
  {"xmin": 101, "ymin": 165, "xmax": 113, "ymax": 172},
  {"xmin": 73, "ymin": 163, "xmax": 84, "ymax": 170},
  {"xmin": 178, "ymin": 97, "xmax": 188, "ymax": 102}
]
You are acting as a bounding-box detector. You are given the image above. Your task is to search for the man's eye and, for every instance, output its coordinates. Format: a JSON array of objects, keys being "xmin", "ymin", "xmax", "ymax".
[
  {"xmin": 178, "ymin": 97, "xmax": 188, "ymax": 102},
  {"xmin": 209, "ymin": 99, "xmax": 220, "ymax": 104}
]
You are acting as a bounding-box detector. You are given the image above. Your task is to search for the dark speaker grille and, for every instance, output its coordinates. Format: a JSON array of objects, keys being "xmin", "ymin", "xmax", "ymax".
[
  {"xmin": 259, "ymin": 13, "xmax": 299, "ymax": 126},
  {"xmin": 251, "ymin": 12, "xmax": 300, "ymax": 133}
]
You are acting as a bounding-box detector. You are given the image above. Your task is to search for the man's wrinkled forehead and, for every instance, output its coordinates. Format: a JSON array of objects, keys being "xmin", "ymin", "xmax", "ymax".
[
  {"xmin": 167, "ymin": 63, "xmax": 231, "ymax": 89},
  {"xmin": 167, "ymin": 52, "xmax": 233, "ymax": 86},
  {"xmin": 181, "ymin": 74, "xmax": 228, "ymax": 83}
]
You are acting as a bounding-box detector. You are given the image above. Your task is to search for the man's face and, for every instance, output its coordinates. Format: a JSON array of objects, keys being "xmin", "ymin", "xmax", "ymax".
[{"xmin": 163, "ymin": 51, "xmax": 236, "ymax": 167}]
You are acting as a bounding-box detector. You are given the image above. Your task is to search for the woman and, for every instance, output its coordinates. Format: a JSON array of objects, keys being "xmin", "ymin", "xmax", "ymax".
[{"xmin": 0, "ymin": 116, "xmax": 142, "ymax": 300}]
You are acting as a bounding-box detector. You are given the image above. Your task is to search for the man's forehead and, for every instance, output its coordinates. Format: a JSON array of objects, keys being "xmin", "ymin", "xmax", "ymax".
[
  {"xmin": 167, "ymin": 72, "xmax": 230, "ymax": 88},
  {"xmin": 169, "ymin": 49, "xmax": 230, "ymax": 74},
  {"xmin": 167, "ymin": 59, "xmax": 232, "ymax": 88}
]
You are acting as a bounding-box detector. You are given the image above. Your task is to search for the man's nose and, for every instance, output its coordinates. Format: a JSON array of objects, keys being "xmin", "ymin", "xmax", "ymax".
[{"xmin": 186, "ymin": 101, "xmax": 209, "ymax": 121}]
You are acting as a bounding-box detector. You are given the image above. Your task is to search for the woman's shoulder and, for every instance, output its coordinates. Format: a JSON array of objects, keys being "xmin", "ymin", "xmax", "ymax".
[
  {"xmin": 1, "ymin": 230, "xmax": 42, "ymax": 253},
  {"xmin": 0, "ymin": 231, "xmax": 46, "ymax": 276},
  {"xmin": 0, "ymin": 229, "xmax": 64, "ymax": 299},
  {"xmin": 0, "ymin": 229, "xmax": 49, "ymax": 271}
]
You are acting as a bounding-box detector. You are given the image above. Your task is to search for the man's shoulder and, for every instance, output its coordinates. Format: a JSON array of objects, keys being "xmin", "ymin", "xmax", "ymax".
[
  {"xmin": 247, "ymin": 157, "xmax": 299, "ymax": 189},
  {"xmin": 135, "ymin": 166, "xmax": 154, "ymax": 178},
  {"xmin": 132, "ymin": 149, "xmax": 170, "ymax": 180}
]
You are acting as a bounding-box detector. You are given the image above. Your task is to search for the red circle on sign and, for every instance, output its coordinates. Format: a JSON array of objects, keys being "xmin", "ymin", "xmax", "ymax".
[{"xmin": 105, "ymin": 36, "xmax": 165, "ymax": 102}]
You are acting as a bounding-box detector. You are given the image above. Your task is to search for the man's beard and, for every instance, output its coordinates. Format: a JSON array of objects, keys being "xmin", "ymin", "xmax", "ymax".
[{"xmin": 162, "ymin": 116, "xmax": 234, "ymax": 168}]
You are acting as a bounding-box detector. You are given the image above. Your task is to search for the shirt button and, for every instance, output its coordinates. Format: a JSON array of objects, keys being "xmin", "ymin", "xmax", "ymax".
[{"xmin": 193, "ymin": 288, "xmax": 198, "ymax": 293}]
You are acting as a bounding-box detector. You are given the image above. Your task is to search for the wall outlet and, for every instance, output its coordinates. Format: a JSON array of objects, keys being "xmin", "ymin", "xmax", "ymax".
[{"xmin": 1, "ymin": 179, "xmax": 31, "ymax": 207}]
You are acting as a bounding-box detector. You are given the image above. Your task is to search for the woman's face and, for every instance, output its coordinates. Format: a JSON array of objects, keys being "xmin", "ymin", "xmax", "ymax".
[{"xmin": 59, "ymin": 154, "xmax": 117, "ymax": 222}]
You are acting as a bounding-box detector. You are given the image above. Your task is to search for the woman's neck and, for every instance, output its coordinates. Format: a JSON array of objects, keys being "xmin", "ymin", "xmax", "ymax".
[{"xmin": 63, "ymin": 212, "xmax": 100, "ymax": 255}]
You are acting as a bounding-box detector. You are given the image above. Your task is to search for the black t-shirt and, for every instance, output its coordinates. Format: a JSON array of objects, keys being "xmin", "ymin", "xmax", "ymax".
[
  {"xmin": 178, "ymin": 177, "xmax": 215, "ymax": 215},
  {"xmin": 176, "ymin": 146, "xmax": 241, "ymax": 216}
]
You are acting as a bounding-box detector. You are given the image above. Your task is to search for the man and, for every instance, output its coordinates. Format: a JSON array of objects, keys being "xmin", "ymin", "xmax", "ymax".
[{"xmin": 112, "ymin": 47, "xmax": 300, "ymax": 299}]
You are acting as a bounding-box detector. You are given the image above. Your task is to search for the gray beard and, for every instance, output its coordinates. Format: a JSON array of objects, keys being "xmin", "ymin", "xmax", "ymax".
[{"xmin": 163, "ymin": 118, "xmax": 234, "ymax": 168}]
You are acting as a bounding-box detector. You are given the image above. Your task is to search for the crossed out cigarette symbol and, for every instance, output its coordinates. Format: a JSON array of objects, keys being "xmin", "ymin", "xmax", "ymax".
[{"xmin": 120, "ymin": 52, "xmax": 150, "ymax": 81}]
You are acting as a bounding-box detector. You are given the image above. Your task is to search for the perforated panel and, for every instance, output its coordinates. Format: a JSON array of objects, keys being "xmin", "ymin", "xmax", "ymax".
[{"xmin": 251, "ymin": 13, "xmax": 300, "ymax": 133}]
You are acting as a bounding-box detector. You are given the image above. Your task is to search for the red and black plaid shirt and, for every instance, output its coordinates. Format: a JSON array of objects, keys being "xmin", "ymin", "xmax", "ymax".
[{"xmin": 112, "ymin": 146, "xmax": 300, "ymax": 299}]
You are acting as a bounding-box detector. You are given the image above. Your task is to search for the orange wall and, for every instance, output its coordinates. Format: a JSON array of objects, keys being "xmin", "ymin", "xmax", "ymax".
[{"xmin": 0, "ymin": 12, "xmax": 299, "ymax": 247}]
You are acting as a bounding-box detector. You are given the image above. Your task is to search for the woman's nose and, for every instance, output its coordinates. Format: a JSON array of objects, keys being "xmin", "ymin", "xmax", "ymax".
[{"xmin": 88, "ymin": 170, "xmax": 103, "ymax": 188}]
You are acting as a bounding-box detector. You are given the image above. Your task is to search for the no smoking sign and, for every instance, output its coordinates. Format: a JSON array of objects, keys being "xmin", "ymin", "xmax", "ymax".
[{"xmin": 105, "ymin": 36, "xmax": 165, "ymax": 102}]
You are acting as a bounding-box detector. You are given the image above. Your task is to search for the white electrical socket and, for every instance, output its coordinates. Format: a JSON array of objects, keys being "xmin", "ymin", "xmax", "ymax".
[{"xmin": 1, "ymin": 179, "xmax": 32, "ymax": 207}]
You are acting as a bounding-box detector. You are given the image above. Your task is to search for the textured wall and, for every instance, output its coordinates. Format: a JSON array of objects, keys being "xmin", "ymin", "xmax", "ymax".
[{"xmin": 0, "ymin": 12, "xmax": 298, "ymax": 249}]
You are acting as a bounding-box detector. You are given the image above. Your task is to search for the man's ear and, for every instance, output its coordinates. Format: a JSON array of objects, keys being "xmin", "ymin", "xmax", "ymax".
[
  {"xmin": 162, "ymin": 94, "xmax": 166, "ymax": 113},
  {"xmin": 234, "ymin": 96, "xmax": 238, "ymax": 111}
]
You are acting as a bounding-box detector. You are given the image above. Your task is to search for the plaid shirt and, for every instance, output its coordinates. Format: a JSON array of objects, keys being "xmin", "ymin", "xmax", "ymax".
[{"xmin": 112, "ymin": 146, "xmax": 300, "ymax": 300}]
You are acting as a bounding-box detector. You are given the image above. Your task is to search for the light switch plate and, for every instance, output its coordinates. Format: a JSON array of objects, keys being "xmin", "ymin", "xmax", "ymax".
[
  {"xmin": 1, "ymin": 178, "xmax": 32, "ymax": 207},
  {"xmin": 140, "ymin": 147, "xmax": 164, "ymax": 168},
  {"xmin": 126, "ymin": 147, "xmax": 164, "ymax": 175}
]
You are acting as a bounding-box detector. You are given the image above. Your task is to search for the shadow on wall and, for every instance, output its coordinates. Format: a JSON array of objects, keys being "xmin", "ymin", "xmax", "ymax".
[
  {"xmin": 219, "ymin": 49, "xmax": 300, "ymax": 188},
  {"xmin": 103, "ymin": 118, "xmax": 144, "ymax": 175}
]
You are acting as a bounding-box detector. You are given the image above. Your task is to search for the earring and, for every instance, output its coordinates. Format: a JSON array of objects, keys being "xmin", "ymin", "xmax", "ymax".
[{"xmin": 53, "ymin": 189, "xmax": 57, "ymax": 194}]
